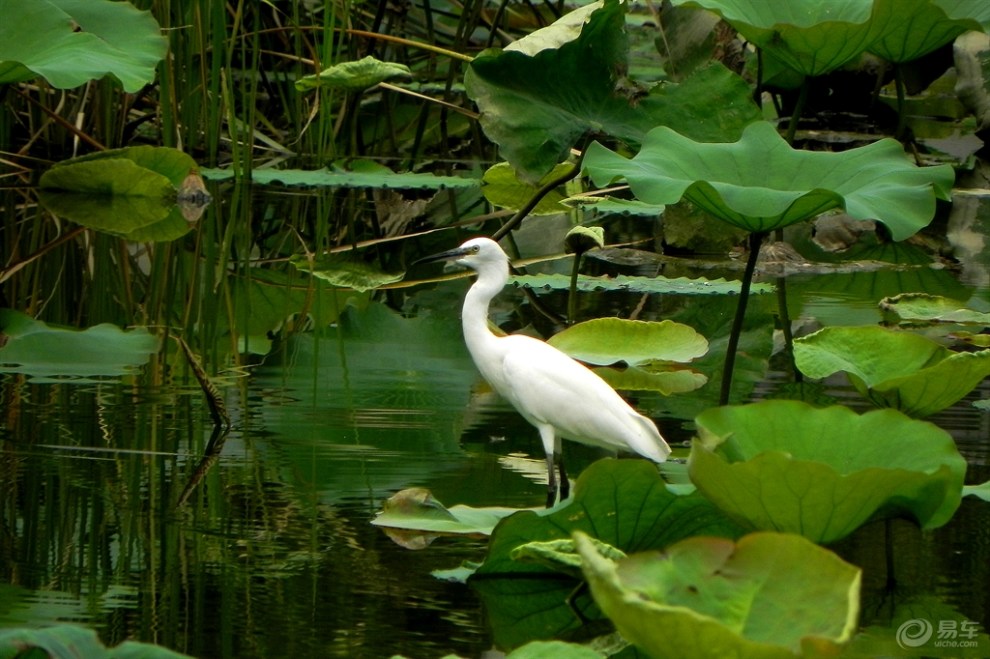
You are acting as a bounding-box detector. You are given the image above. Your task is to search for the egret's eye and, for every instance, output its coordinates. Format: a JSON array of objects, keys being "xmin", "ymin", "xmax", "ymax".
[{"xmin": 469, "ymin": 245, "xmax": 480, "ymax": 254}]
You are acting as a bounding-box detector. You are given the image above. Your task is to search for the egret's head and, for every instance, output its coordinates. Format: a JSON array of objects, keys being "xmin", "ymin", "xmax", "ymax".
[{"xmin": 414, "ymin": 237, "xmax": 508, "ymax": 272}]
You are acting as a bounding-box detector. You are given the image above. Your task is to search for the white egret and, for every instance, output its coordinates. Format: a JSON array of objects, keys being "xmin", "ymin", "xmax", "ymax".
[{"xmin": 416, "ymin": 237, "xmax": 671, "ymax": 507}]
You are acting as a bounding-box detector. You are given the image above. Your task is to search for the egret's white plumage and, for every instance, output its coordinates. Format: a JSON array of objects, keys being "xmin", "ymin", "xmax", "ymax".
[{"xmin": 417, "ymin": 237, "xmax": 671, "ymax": 506}]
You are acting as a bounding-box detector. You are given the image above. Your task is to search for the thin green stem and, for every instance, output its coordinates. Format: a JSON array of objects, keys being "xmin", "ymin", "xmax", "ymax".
[
  {"xmin": 784, "ymin": 77, "xmax": 810, "ymax": 145},
  {"xmin": 567, "ymin": 251, "xmax": 582, "ymax": 325},
  {"xmin": 894, "ymin": 64, "xmax": 908, "ymax": 141},
  {"xmin": 720, "ymin": 231, "xmax": 766, "ymax": 405}
]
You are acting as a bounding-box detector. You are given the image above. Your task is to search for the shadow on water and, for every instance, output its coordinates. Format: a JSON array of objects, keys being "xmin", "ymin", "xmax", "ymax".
[{"xmin": 0, "ymin": 176, "xmax": 988, "ymax": 657}]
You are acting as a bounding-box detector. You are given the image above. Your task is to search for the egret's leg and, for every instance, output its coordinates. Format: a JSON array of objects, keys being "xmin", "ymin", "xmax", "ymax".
[
  {"xmin": 555, "ymin": 435, "xmax": 570, "ymax": 501},
  {"xmin": 558, "ymin": 458, "xmax": 570, "ymax": 501},
  {"xmin": 538, "ymin": 425, "xmax": 558, "ymax": 508},
  {"xmin": 544, "ymin": 453, "xmax": 557, "ymax": 508}
]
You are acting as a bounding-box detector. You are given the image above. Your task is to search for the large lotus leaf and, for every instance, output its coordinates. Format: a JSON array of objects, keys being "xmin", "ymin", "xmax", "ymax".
[
  {"xmin": 0, "ymin": 309, "xmax": 159, "ymax": 380},
  {"xmin": 469, "ymin": 459, "xmax": 744, "ymax": 649},
  {"xmin": 575, "ymin": 531, "xmax": 861, "ymax": 659},
  {"xmin": 0, "ymin": 0, "xmax": 166, "ymax": 92},
  {"xmin": 671, "ymin": 0, "xmax": 883, "ymax": 77},
  {"xmin": 793, "ymin": 325, "xmax": 990, "ymax": 416},
  {"xmin": 868, "ymin": 0, "xmax": 990, "ymax": 63},
  {"xmin": 465, "ymin": 0, "xmax": 759, "ymax": 182},
  {"xmin": 547, "ymin": 318, "xmax": 708, "ymax": 365},
  {"xmin": 689, "ymin": 401, "xmax": 967, "ymax": 543},
  {"xmin": 583, "ymin": 121, "xmax": 955, "ymax": 239}
]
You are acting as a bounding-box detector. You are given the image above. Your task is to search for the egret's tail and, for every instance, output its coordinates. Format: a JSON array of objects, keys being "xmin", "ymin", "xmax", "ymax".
[{"xmin": 631, "ymin": 415, "xmax": 671, "ymax": 463}]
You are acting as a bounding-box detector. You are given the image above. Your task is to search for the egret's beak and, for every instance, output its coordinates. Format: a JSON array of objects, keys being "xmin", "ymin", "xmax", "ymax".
[{"xmin": 412, "ymin": 246, "xmax": 470, "ymax": 267}]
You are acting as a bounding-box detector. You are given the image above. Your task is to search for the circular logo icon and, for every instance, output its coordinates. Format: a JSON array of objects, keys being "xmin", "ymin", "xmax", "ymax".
[{"xmin": 897, "ymin": 618, "xmax": 933, "ymax": 649}]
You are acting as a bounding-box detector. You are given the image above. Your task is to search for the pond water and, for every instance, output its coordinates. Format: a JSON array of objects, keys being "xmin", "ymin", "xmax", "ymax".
[{"xmin": 1, "ymin": 181, "xmax": 989, "ymax": 658}]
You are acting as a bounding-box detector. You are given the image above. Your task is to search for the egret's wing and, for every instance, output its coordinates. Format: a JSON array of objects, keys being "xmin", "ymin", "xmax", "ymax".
[{"xmin": 501, "ymin": 336, "xmax": 668, "ymax": 460}]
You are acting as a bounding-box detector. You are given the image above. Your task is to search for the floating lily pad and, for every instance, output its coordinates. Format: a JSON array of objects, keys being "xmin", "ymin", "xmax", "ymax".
[
  {"xmin": 583, "ymin": 121, "xmax": 955, "ymax": 240},
  {"xmin": 512, "ymin": 272, "xmax": 774, "ymax": 295},
  {"xmin": 202, "ymin": 160, "xmax": 479, "ymax": 190},
  {"xmin": 793, "ymin": 325, "xmax": 990, "ymax": 416},
  {"xmin": 547, "ymin": 319, "xmax": 710, "ymax": 394},
  {"xmin": 291, "ymin": 253, "xmax": 404, "ymax": 292},
  {"xmin": 470, "ymin": 459, "xmax": 744, "ymax": 649},
  {"xmin": 0, "ymin": 0, "xmax": 167, "ymax": 91},
  {"xmin": 371, "ymin": 488, "xmax": 522, "ymax": 537},
  {"xmin": 547, "ymin": 318, "xmax": 708, "ymax": 365},
  {"xmin": 563, "ymin": 194, "xmax": 666, "ymax": 217},
  {"xmin": 879, "ymin": 292, "xmax": 990, "ymax": 326},
  {"xmin": 41, "ymin": 146, "xmax": 199, "ymax": 190},
  {"xmin": 0, "ymin": 309, "xmax": 158, "ymax": 380},
  {"xmin": 576, "ymin": 531, "xmax": 861, "ymax": 659},
  {"xmin": 37, "ymin": 147, "xmax": 205, "ymax": 239},
  {"xmin": 295, "ymin": 55, "xmax": 411, "ymax": 91},
  {"xmin": 689, "ymin": 400, "xmax": 967, "ymax": 543}
]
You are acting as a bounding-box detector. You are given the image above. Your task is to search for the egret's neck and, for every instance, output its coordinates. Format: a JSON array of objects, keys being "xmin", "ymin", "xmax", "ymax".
[{"xmin": 461, "ymin": 262, "xmax": 509, "ymax": 357}]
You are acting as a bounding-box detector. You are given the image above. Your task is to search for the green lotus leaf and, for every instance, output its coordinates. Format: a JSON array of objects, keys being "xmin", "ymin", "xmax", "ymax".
[
  {"xmin": 42, "ymin": 146, "xmax": 200, "ymax": 190},
  {"xmin": 564, "ymin": 225, "xmax": 605, "ymax": 253},
  {"xmin": 671, "ymin": 0, "xmax": 883, "ymax": 77},
  {"xmin": 583, "ymin": 121, "xmax": 955, "ymax": 239},
  {"xmin": 465, "ymin": 0, "xmax": 759, "ymax": 181},
  {"xmin": 548, "ymin": 318, "xmax": 708, "ymax": 365},
  {"xmin": 964, "ymin": 481, "xmax": 990, "ymax": 502},
  {"xmin": 793, "ymin": 325, "xmax": 990, "ymax": 416},
  {"xmin": 0, "ymin": 0, "xmax": 167, "ymax": 92},
  {"xmin": 562, "ymin": 194, "xmax": 666, "ymax": 216},
  {"xmin": 371, "ymin": 488, "xmax": 521, "ymax": 536},
  {"xmin": 38, "ymin": 188, "xmax": 173, "ymax": 237},
  {"xmin": 594, "ymin": 362, "xmax": 709, "ymax": 395},
  {"xmin": 294, "ymin": 55, "xmax": 411, "ymax": 91},
  {"xmin": 575, "ymin": 531, "xmax": 861, "ymax": 659},
  {"xmin": 291, "ymin": 253, "xmax": 404, "ymax": 292},
  {"xmin": 202, "ymin": 160, "xmax": 479, "ymax": 190},
  {"xmin": 879, "ymin": 292, "xmax": 990, "ymax": 326},
  {"xmin": 470, "ymin": 459, "xmax": 744, "ymax": 650},
  {"xmin": 689, "ymin": 401, "xmax": 967, "ymax": 543},
  {"xmin": 512, "ymin": 272, "xmax": 774, "ymax": 295},
  {"xmin": 481, "ymin": 162, "xmax": 573, "ymax": 215},
  {"xmin": 868, "ymin": 0, "xmax": 990, "ymax": 63},
  {"xmin": 0, "ymin": 309, "xmax": 159, "ymax": 380},
  {"xmin": 39, "ymin": 159, "xmax": 173, "ymax": 201},
  {"xmin": 38, "ymin": 148, "xmax": 203, "ymax": 240}
]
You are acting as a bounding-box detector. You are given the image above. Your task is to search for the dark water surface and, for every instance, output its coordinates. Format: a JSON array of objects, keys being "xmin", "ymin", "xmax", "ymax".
[{"xmin": 1, "ymin": 186, "xmax": 989, "ymax": 658}]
